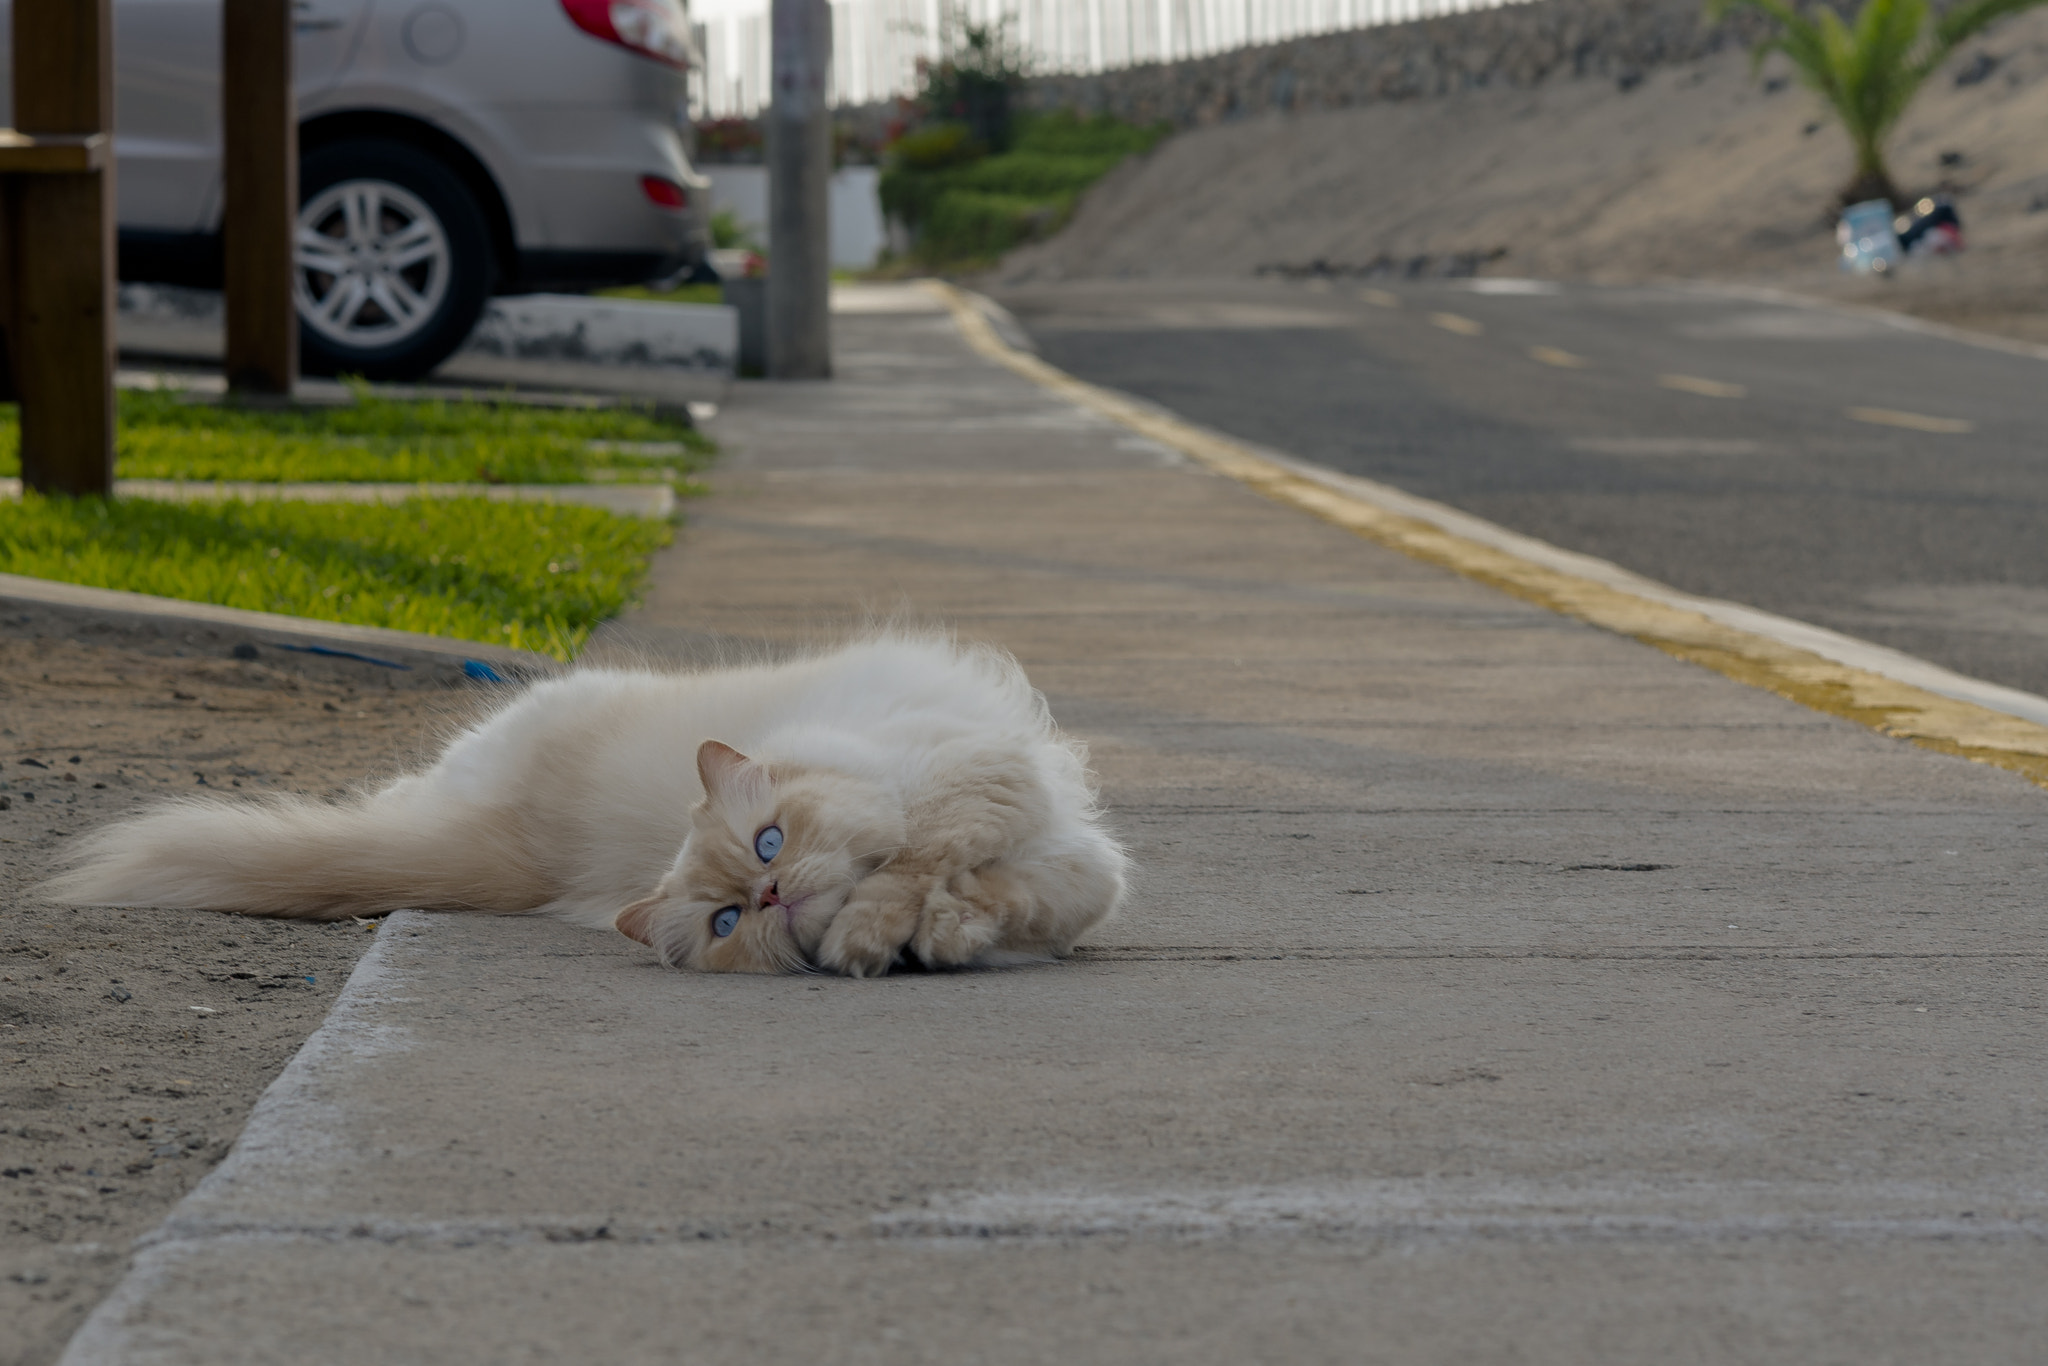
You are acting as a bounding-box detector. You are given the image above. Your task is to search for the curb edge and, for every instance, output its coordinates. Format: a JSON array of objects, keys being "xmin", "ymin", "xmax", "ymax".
[
  {"xmin": 923, "ymin": 278, "xmax": 2048, "ymax": 791},
  {"xmin": 0, "ymin": 572, "xmax": 560, "ymax": 676}
]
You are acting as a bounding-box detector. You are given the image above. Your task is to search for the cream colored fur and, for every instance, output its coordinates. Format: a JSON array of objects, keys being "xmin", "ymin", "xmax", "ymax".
[{"xmin": 47, "ymin": 633, "xmax": 1128, "ymax": 976}]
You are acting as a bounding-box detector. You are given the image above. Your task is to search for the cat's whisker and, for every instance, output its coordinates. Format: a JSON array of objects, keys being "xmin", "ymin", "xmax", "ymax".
[{"xmin": 824, "ymin": 827, "xmax": 906, "ymax": 860}]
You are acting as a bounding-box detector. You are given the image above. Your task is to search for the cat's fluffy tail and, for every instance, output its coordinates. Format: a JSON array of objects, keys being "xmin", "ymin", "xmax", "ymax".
[{"xmin": 44, "ymin": 787, "xmax": 548, "ymax": 920}]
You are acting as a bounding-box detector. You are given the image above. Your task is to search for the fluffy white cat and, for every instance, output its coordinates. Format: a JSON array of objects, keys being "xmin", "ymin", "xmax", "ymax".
[{"xmin": 49, "ymin": 633, "xmax": 1128, "ymax": 976}]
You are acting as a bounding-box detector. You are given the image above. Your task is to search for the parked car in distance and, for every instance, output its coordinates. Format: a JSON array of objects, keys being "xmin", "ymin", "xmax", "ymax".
[{"xmin": 0, "ymin": 0, "xmax": 711, "ymax": 379}]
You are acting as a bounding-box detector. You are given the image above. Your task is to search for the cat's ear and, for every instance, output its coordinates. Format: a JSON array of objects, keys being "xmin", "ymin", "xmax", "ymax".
[
  {"xmin": 697, "ymin": 739, "xmax": 768, "ymax": 804},
  {"xmin": 615, "ymin": 895, "xmax": 661, "ymax": 947}
]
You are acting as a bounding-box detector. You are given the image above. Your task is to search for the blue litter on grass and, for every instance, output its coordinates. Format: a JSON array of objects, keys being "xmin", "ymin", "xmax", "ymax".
[
  {"xmin": 270, "ymin": 642, "xmax": 411, "ymax": 670},
  {"xmin": 463, "ymin": 659, "xmax": 508, "ymax": 683}
]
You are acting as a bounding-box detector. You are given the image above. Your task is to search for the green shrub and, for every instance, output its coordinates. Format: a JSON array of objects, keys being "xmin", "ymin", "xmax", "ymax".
[
  {"xmin": 879, "ymin": 164, "xmax": 950, "ymax": 233},
  {"xmin": 945, "ymin": 151, "xmax": 1128, "ymax": 198},
  {"xmin": 891, "ymin": 122, "xmax": 985, "ymax": 170},
  {"xmin": 923, "ymin": 191, "xmax": 1069, "ymax": 261},
  {"xmin": 917, "ymin": 12, "xmax": 1030, "ymax": 153},
  {"xmin": 709, "ymin": 206, "xmax": 756, "ymax": 249},
  {"xmin": 881, "ymin": 111, "xmax": 1169, "ymax": 266},
  {"xmin": 880, "ymin": 123, "xmax": 989, "ymax": 230}
]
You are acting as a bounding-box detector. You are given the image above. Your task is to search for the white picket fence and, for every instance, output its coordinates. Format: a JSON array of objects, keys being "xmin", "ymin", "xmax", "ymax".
[{"xmin": 689, "ymin": 0, "xmax": 1526, "ymax": 117}]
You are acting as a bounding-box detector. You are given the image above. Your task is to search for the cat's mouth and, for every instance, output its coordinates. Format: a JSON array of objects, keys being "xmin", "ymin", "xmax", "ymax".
[
  {"xmin": 760, "ymin": 881, "xmax": 818, "ymax": 940},
  {"xmin": 777, "ymin": 897, "xmax": 808, "ymax": 935},
  {"xmin": 782, "ymin": 893, "xmax": 844, "ymax": 963},
  {"xmin": 761, "ymin": 881, "xmax": 805, "ymax": 932}
]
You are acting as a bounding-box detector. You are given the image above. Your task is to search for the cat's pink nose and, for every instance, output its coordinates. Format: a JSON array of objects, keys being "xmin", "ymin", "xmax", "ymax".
[{"xmin": 759, "ymin": 882, "xmax": 784, "ymax": 908}]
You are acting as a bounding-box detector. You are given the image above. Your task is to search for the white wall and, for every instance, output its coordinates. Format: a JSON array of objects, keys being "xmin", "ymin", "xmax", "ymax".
[{"xmin": 704, "ymin": 165, "xmax": 887, "ymax": 271}]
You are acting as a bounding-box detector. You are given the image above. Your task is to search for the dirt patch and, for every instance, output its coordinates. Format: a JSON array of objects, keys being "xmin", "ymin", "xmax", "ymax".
[
  {"xmin": 0, "ymin": 613, "xmax": 491, "ymax": 1366},
  {"xmin": 993, "ymin": 9, "xmax": 2048, "ymax": 344}
]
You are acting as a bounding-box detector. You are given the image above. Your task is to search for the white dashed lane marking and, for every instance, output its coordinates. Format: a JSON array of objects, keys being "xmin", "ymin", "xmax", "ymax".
[
  {"xmin": 1658, "ymin": 373, "xmax": 1748, "ymax": 399},
  {"xmin": 1362, "ymin": 290, "xmax": 1977, "ymax": 439},
  {"xmin": 1847, "ymin": 406, "xmax": 1975, "ymax": 434}
]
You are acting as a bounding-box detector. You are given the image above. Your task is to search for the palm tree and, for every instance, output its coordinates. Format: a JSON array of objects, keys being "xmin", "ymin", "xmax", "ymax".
[{"xmin": 1708, "ymin": 0, "xmax": 2048, "ymax": 207}]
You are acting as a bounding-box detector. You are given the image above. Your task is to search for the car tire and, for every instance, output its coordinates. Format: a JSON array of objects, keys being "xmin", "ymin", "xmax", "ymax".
[{"xmin": 296, "ymin": 139, "xmax": 496, "ymax": 381}]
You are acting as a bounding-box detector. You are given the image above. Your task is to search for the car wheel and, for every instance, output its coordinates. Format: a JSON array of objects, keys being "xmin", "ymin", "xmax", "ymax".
[{"xmin": 295, "ymin": 140, "xmax": 495, "ymax": 381}]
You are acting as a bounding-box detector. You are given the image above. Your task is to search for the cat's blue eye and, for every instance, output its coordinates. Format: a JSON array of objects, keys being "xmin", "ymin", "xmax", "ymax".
[
  {"xmin": 754, "ymin": 825, "xmax": 783, "ymax": 863},
  {"xmin": 711, "ymin": 906, "xmax": 740, "ymax": 938}
]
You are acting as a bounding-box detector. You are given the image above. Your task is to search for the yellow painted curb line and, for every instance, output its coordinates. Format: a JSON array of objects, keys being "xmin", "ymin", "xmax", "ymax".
[{"xmin": 924, "ymin": 279, "xmax": 2048, "ymax": 791}]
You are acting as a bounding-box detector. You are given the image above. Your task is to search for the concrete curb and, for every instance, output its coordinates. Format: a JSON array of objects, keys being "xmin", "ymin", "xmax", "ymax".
[
  {"xmin": 118, "ymin": 285, "xmax": 739, "ymax": 377},
  {"xmin": 925, "ymin": 279, "xmax": 2048, "ymax": 788},
  {"xmin": 461, "ymin": 294, "xmax": 736, "ymax": 373},
  {"xmin": 111, "ymin": 366, "xmax": 707, "ymax": 418},
  {"xmin": 0, "ymin": 478, "xmax": 678, "ymax": 519},
  {"xmin": 0, "ymin": 573, "xmax": 558, "ymax": 679},
  {"xmin": 53, "ymin": 911, "xmax": 434, "ymax": 1366}
]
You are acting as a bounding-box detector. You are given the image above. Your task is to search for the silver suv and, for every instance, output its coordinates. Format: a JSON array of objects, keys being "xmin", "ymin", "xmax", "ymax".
[{"xmin": 0, "ymin": 0, "xmax": 710, "ymax": 379}]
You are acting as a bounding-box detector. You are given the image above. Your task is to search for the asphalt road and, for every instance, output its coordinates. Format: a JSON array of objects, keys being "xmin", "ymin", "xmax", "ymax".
[{"xmin": 994, "ymin": 276, "xmax": 2048, "ymax": 698}]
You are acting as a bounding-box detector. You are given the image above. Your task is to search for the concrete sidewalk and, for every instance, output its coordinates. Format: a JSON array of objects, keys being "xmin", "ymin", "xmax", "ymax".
[{"xmin": 64, "ymin": 287, "xmax": 2048, "ymax": 1363}]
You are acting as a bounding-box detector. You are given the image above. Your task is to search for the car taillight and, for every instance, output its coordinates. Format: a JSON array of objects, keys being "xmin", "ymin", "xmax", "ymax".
[
  {"xmin": 640, "ymin": 176, "xmax": 688, "ymax": 210},
  {"xmin": 560, "ymin": 0, "xmax": 693, "ymax": 69}
]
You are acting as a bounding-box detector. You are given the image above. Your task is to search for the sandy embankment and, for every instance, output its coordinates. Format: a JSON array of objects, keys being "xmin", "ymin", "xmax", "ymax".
[{"xmin": 998, "ymin": 8, "xmax": 2048, "ymax": 343}]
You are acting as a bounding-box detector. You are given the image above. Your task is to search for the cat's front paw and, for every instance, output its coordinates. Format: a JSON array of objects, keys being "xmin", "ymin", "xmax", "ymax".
[
  {"xmin": 911, "ymin": 875, "xmax": 1002, "ymax": 967},
  {"xmin": 816, "ymin": 870, "xmax": 923, "ymax": 978}
]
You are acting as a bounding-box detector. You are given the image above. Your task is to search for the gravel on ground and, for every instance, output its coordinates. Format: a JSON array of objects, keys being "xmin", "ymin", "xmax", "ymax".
[{"xmin": 0, "ymin": 610, "xmax": 488, "ymax": 1366}]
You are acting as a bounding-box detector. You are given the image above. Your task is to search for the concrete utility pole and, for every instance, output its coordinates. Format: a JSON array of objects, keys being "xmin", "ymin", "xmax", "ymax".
[
  {"xmin": 222, "ymin": 0, "xmax": 299, "ymax": 396},
  {"xmin": 766, "ymin": 0, "xmax": 831, "ymax": 379},
  {"xmin": 4, "ymin": 0, "xmax": 116, "ymax": 496}
]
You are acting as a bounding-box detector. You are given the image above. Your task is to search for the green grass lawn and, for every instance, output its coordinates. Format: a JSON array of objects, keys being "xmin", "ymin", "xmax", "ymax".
[
  {"xmin": 599, "ymin": 282, "xmax": 728, "ymax": 306},
  {"xmin": 0, "ymin": 492, "xmax": 673, "ymax": 660},
  {"xmin": 0, "ymin": 388, "xmax": 713, "ymax": 485}
]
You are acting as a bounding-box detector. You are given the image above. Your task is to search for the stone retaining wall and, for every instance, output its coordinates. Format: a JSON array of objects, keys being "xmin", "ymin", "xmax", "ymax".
[{"xmin": 1013, "ymin": 0, "xmax": 1777, "ymax": 128}]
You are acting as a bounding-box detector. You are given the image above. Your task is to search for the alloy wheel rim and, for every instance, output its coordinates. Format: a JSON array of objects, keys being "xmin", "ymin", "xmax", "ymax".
[{"xmin": 295, "ymin": 179, "xmax": 452, "ymax": 349}]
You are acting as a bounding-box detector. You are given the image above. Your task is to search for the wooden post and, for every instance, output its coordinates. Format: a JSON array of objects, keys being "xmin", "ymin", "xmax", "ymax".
[
  {"xmin": 8, "ymin": 0, "xmax": 116, "ymax": 497},
  {"xmin": 222, "ymin": 0, "xmax": 299, "ymax": 396}
]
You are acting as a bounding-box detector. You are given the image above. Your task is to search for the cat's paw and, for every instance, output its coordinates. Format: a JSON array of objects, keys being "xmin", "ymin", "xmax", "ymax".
[
  {"xmin": 911, "ymin": 874, "xmax": 1003, "ymax": 967},
  {"xmin": 817, "ymin": 871, "xmax": 924, "ymax": 978}
]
